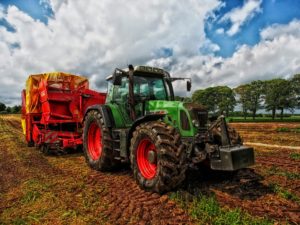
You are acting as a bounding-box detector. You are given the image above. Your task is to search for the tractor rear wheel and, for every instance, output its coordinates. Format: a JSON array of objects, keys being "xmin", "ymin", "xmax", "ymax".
[
  {"xmin": 83, "ymin": 110, "xmax": 115, "ymax": 171},
  {"xmin": 130, "ymin": 121, "xmax": 187, "ymax": 193}
]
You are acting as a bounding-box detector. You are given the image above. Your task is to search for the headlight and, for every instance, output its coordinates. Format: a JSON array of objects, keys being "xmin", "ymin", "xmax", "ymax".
[{"xmin": 192, "ymin": 119, "xmax": 199, "ymax": 128}]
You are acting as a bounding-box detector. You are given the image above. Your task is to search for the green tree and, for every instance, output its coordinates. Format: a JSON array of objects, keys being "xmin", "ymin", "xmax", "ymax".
[
  {"xmin": 192, "ymin": 86, "xmax": 236, "ymax": 115},
  {"xmin": 174, "ymin": 96, "xmax": 192, "ymax": 102},
  {"xmin": 6, "ymin": 106, "xmax": 11, "ymax": 113},
  {"xmin": 277, "ymin": 80, "xmax": 297, "ymax": 119},
  {"xmin": 216, "ymin": 86, "xmax": 236, "ymax": 115},
  {"xmin": 291, "ymin": 74, "xmax": 300, "ymax": 107},
  {"xmin": 12, "ymin": 105, "xmax": 22, "ymax": 113},
  {"xmin": 248, "ymin": 80, "xmax": 264, "ymax": 120},
  {"xmin": 264, "ymin": 79, "xmax": 296, "ymax": 120},
  {"xmin": 183, "ymin": 97, "xmax": 192, "ymax": 103},
  {"xmin": 174, "ymin": 96, "xmax": 184, "ymax": 101},
  {"xmin": 0, "ymin": 102, "xmax": 6, "ymax": 112},
  {"xmin": 234, "ymin": 84, "xmax": 251, "ymax": 119},
  {"xmin": 192, "ymin": 88, "xmax": 218, "ymax": 113}
]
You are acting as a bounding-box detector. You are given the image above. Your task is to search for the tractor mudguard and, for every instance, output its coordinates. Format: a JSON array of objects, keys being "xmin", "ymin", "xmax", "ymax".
[
  {"xmin": 126, "ymin": 114, "xmax": 166, "ymax": 150},
  {"xmin": 84, "ymin": 105, "xmax": 115, "ymax": 128}
]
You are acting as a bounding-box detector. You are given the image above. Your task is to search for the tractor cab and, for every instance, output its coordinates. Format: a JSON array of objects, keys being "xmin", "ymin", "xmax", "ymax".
[{"xmin": 105, "ymin": 65, "xmax": 190, "ymax": 120}]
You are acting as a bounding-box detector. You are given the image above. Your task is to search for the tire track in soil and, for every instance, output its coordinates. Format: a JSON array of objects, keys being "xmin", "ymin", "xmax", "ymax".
[
  {"xmin": 0, "ymin": 116, "xmax": 193, "ymax": 225},
  {"xmin": 184, "ymin": 168, "xmax": 300, "ymax": 224},
  {"xmin": 256, "ymin": 157, "xmax": 300, "ymax": 170},
  {"xmin": 254, "ymin": 151, "xmax": 300, "ymax": 200},
  {"xmin": 85, "ymin": 171, "xmax": 192, "ymax": 225},
  {"xmin": 2, "ymin": 116, "xmax": 300, "ymax": 224}
]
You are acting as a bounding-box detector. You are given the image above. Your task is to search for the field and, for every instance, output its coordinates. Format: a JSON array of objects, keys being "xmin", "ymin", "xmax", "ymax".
[
  {"xmin": 227, "ymin": 116, "xmax": 300, "ymax": 123},
  {"xmin": 0, "ymin": 115, "xmax": 299, "ymax": 224}
]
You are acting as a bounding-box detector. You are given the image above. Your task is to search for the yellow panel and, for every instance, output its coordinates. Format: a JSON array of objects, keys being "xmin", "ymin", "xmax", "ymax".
[
  {"xmin": 21, "ymin": 119, "xmax": 26, "ymax": 135},
  {"xmin": 25, "ymin": 72, "xmax": 89, "ymax": 113}
]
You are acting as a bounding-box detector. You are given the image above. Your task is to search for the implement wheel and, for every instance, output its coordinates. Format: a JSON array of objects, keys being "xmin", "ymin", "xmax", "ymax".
[
  {"xmin": 27, "ymin": 141, "xmax": 34, "ymax": 147},
  {"xmin": 83, "ymin": 110, "xmax": 115, "ymax": 171},
  {"xmin": 41, "ymin": 144, "xmax": 51, "ymax": 155},
  {"xmin": 130, "ymin": 121, "xmax": 187, "ymax": 193}
]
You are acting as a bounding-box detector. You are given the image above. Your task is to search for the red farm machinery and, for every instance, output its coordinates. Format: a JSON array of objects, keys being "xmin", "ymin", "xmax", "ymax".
[{"xmin": 21, "ymin": 72, "xmax": 106, "ymax": 154}]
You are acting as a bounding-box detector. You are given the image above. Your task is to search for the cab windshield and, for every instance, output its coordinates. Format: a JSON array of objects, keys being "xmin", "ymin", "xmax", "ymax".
[
  {"xmin": 133, "ymin": 76, "xmax": 168, "ymax": 101},
  {"xmin": 108, "ymin": 75, "xmax": 169, "ymax": 103}
]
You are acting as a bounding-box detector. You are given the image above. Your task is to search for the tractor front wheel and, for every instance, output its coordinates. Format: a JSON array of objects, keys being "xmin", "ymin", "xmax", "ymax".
[
  {"xmin": 130, "ymin": 121, "xmax": 187, "ymax": 193},
  {"xmin": 83, "ymin": 110, "xmax": 115, "ymax": 171}
]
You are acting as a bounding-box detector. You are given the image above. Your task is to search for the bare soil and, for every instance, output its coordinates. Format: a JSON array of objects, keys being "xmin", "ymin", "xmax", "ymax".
[
  {"xmin": 0, "ymin": 116, "xmax": 299, "ymax": 224},
  {"xmin": 0, "ymin": 115, "xmax": 191, "ymax": 225}
]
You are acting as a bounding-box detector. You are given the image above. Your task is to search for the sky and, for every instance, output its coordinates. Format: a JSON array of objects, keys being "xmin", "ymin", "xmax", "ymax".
[{"xmin": 0, "ymin": 0, "xmax": 300, "ymax": 106}]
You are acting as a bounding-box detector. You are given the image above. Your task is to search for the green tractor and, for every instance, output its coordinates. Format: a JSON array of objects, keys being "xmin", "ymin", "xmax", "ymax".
[{"xmin": 83, "ymin": 65, "xmax": 254, "ymax": 193}]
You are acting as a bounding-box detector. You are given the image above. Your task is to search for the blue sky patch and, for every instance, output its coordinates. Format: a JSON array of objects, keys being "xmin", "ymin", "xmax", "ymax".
[
  {"xmin": 0, "ymin": 0, "xmax": 53, "ymax": 24},
  {"xmin": 205, "ymin": 0, "xmax": 300, "ymax": 57}
]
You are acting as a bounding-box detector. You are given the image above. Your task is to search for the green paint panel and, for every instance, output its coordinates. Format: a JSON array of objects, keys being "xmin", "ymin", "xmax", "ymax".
[
  {"xmin": 107, "ymin": 103, "xmax": 129, "ymax": 128},
  {"xmin": 108, "ymin": 100, "xmax": 197, "ymax": 137},
  {"xmin": 145, "ymin": 100, "xmax": 196, "ymax": 137}
]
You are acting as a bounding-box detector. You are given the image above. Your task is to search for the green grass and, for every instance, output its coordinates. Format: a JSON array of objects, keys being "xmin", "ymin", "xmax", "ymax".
[
  {"xmin": 11, "ymin": 218, "xmax": 27, "ymax": 225},
  {"xmin": 169, "ymin": 192, "xmax": 272, "ymax": 225},
  {"xmin": 269, "ymin": 184, "xmax": 300, "ymax": 203},
  {"xmin": 227, "ymin": 116, "xmax": 300, "ymax": 123},
  {"xmin": 21, "ymin": 190, "xmax": 41, "ymax": 203},
  {"xmin": 290, "ymin": 153, "xmax": 300, "ymax": 160},
  {"xmin": 276, "ymin": 127, "xmax": 300, "ymax": 133},
  {"xmin": 266, "ymin": 165, "xmax": 300, "ymax": 180}
]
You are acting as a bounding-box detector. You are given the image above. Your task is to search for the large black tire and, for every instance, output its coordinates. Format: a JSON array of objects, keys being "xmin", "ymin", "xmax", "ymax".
[
  {"xmin": 130, "ymin": 121, "xmax": 187, "ymax": 193},
  {"xmin": 83, "ymin": 110, "xmax": 115, "ymax": 171}
]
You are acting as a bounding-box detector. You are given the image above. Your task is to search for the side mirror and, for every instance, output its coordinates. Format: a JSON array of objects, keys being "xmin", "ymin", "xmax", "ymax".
[
  {"xmin": 187, "ymin": 80, "xmax": 191, "ymax": 92},
  {"xmin": 112, "ymin": 70, "xmax": 122, "ymax": 86}
]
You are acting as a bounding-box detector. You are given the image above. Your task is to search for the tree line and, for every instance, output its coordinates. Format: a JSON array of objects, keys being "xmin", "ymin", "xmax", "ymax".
[
  {"xmin": 0, "ymin": 102, "xmax": 22, "ymax": 114},
  {"xmin": 191, "ymin": 74, "xmax": 300, "ymax": 120},
  {"xmin": 0, "ymin": 74, "xmax": 300, "ymax": 119}
]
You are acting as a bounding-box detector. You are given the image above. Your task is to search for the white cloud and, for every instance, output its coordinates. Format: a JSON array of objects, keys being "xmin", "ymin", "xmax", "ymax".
[
  {"xmin": 216, "ymin": 28, "xmax": 224, "ymax": 34},
  {"xmin": 1, "ymin": 1, "xmax": 300, "ymax": 105},
  {"xmin": 220, "ymin": 0, "xmax": 262, "ymax": 36},
  {"xmin": 168, "ymin": 19, "xmax": 300, "ymax": 95},
  {"xmin": 0, "ymin": 0, "xmax": 221, "ymax": 105},
  {"xmin": 260, "ymin": 19, "xmax": 300, "ymax": 40}
]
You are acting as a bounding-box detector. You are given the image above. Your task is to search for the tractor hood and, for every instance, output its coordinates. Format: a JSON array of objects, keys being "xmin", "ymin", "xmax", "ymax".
[{"xmin": 145, "ymin": 100, "xmax": 207, "ymax": 137}]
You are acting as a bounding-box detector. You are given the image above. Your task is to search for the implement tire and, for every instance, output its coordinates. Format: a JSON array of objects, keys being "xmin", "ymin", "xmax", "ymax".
[
  {"xmin": 130, "ymin": 121, "xmax": 187, "ymax": 193},
  {"xmin": 27, "ymin": 141, "xmax": 34, "ymax": 147},
  {"xmin": 83, "ymin": 110, "xmax": 115, "ymax": 171}
]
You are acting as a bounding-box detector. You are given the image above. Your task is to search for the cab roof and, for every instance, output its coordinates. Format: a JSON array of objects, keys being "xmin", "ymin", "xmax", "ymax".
[{"xmin": 106, "ymin": 65, "xmax": 170, "ymax": 81}]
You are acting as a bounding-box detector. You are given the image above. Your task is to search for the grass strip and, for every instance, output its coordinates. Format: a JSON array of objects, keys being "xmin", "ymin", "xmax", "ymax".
[
  {"xmin": 269, "ymin": 183, "xmax": 300, "ymax": 204},
  {"xmin": 169, "ymin": 192, "xmax": 273, "ymax": 225}
]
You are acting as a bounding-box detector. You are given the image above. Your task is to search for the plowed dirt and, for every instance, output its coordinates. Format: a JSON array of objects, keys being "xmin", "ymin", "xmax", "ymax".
[
  {"xmin": 0, "ymin": 116, "xmax": 299, "ymax": 224},
  {"xmin": 0, "ymin": 115, "xmax": 191, "ymax": 225}
]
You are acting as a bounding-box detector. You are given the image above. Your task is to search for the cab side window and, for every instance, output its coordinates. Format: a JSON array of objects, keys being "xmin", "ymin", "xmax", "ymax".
[{"xmin": 113, "ymin": 77, "xmax": 129, "ymax": 102}]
